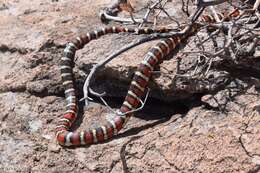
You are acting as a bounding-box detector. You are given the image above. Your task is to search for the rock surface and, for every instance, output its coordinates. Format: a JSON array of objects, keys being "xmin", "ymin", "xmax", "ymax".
[{"xmin": 0, "ymin": 0, "xmax": 259, "ymax": 173}]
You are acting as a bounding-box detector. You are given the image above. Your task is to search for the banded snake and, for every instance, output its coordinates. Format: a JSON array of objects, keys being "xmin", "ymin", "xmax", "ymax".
[{"xmin": 55, "ymin": 9, "xmax": 241, "ymax": 146}]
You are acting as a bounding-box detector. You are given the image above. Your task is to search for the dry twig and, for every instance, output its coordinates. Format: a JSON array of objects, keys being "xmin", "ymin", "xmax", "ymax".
[{"xmin": 82, "ymin": 0, "xmax": 259, "ymax": 112}]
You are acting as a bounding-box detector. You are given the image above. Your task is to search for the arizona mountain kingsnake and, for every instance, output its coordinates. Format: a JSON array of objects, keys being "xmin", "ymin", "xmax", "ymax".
[{"xmin": 56, "ymin": 10, "xmax": 241, "ymax": 146}]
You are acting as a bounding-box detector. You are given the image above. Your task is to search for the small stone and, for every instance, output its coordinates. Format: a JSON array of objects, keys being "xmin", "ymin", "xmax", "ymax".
[
  {"xmin": 26, "ymin": 81, "xmax": 47, "ymax": 94},
  {"xmin": 60, "ymin": 16, "xmax": 74, "ymax": 23},
  {"xmin": 33, "ymin": 156, "xmax": 41, "ymax": 162},
  {"xmin": 248, "ymin": 100, "xmax": 260, "ymax": 112},
  {"xmin": 252, "ymin": 156, "xmax": 260, "ymax": 165},
  {"xmin": 201, "ymin": 94, "xmax": 218, "ymax": 108},
  {"xmin": 23, "ymin": 9, "xmax": 37, "ymax": 15},
  {"xmin": 254, "ymin": 50, "xmax": 260, "ymax": 57},
  {"xmin": 47, "ymin": 162, "xmax": 55, "ymax": 167},
  {"xmin": 44, "ymin": 96, "xmax": 57, "ymax": 104},
  {"xmin": 48, "ymin": 143, "xmax": 61, "ymax": 153},
  {"xmin": 42, "ymin": 134, "xmax": 52, "ymax": 140},
  {"xmin": 0, "ymin": 3, "xmax": 9, "ymax": 11},
  {"xmin": 29, "ymin": 120, "xmax": 42, "ymax": 133}
]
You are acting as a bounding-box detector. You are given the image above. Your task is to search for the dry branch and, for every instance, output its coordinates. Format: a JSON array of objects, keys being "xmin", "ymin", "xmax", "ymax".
[{"xmin": 81, "ymin": 0, "xmax": 259, "ymax": 113}]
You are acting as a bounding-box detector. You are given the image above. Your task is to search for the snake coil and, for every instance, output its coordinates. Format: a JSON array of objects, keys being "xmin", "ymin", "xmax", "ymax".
[{"xmin": 56, "ymin": 10, "xmax": 241, "ymax": 146}]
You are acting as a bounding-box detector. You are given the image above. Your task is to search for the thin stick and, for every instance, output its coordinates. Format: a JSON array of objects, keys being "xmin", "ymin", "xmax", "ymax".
[
  {"xmin": 99, "ymin": 88, "xmax": 151, "ymax": 116},
  {"xmin": 139, "ymin": 0, "xmax": 163, "ymax": 27},
  {"xmin": 196, "ymin": 0, "xmax": 228, "ymax": 7},
  {"xmin": 209, "ymin": 6, "xmax": 221, "ymax": 22},
  {"xmin": 100, "ymin": 10, "xmax": 144, "ymax": 24},
  {"xmin": 80, "ymin": 34, "xmax": 163, "ymax": 105}
]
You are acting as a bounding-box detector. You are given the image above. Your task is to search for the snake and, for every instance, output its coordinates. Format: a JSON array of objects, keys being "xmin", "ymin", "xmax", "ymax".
[{"xmin": 55, "ymin": 9, "xmax": 241, "ymax": 146}]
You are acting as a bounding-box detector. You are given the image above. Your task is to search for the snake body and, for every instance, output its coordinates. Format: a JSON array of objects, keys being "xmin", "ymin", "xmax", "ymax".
[
  {"xmin": 56, "ymin": 26, "xmax": 182, "ymax": 146},
  {"xmin": 56, "ymin": 10, "xmax": 241, "ymax": 146}
]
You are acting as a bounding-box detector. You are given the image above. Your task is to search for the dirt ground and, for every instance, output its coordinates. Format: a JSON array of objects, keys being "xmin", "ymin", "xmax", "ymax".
[{"xmin": 0, "ymin": 0, "xmax": 259, "ymax": 173}]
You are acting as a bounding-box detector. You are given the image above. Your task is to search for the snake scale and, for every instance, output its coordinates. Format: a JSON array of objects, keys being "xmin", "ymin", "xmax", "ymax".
[{"xmin": 55, "ymin": 9, "xmax": 241, "ymax": 146}]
